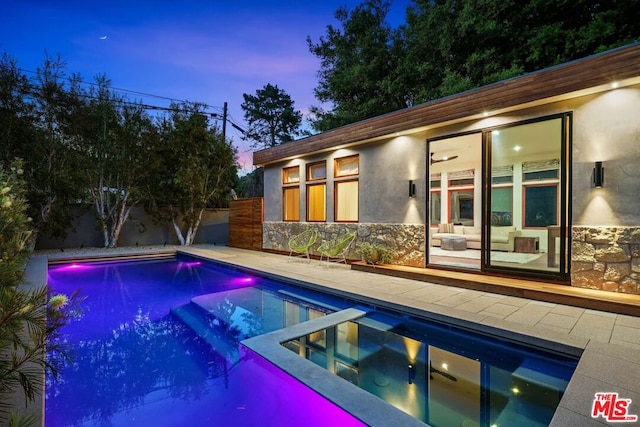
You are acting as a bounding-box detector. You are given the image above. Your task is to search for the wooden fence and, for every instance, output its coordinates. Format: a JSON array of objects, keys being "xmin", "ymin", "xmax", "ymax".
[{"xmin": 228, "ymin": 198, "xmax": 263, "ymax": 250}]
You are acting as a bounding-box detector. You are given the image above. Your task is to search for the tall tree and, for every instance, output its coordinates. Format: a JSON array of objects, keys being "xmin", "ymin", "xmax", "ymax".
[
  {"xmin": 75, "ymin": 76, "xmax": 154, "ymax": 248},
  {"xmin": 146, "ymin": 103, "xmax": 238, "ymax": 245},
  {"xmin": 307, "ymin": 0, "xmax": 406, "ymax": 131},
  {"xmin": 309, "ymin": 0, "xmax": 640, "ymax": 130},
  {"xmin": 0, "ymin": 53, "xmax": 84, "ymax": 242},
  {"xmin": 29, "ymin": 54, "xmax": 86, "ymax": 239},
  {"xmin": 241, "ymin": 83, "xmax": 302, "ymax": 150}
]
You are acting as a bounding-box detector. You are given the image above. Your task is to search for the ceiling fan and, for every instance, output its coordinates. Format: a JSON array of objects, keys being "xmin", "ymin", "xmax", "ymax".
[{"xmin": 430, "ymin": 153, "xmax": 459, "ymax": 164}]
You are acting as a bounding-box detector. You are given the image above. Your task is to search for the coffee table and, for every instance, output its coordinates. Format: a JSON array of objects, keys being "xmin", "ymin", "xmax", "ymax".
[{"xmin": 441, "ymin": 236, "xmax": 467, "ymax": 251}]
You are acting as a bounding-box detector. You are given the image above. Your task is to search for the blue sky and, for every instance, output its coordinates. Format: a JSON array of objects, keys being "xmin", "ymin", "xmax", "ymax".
[{"xmin": 1, "ymin": 0, "xmax": 411, "ymax": 173}]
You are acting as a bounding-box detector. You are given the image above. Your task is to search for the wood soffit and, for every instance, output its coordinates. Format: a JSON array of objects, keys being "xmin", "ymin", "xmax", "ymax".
[{"xmin": 253, "ymin": 43, "xmax": 640, "ymax": 167}]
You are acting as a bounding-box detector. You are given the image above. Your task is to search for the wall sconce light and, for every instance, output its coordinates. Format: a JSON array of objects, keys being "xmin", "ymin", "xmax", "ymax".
[
  {"xmin": 593, "ymin": 161, "xmax": 604, "ymax": 188},
  {"xmin": 408, "ymin": 364, "xmax": 416, "ymax": 384},
  {"xmin": 409, "ymin": 180, "xmax": 416, "ymax": 198}
]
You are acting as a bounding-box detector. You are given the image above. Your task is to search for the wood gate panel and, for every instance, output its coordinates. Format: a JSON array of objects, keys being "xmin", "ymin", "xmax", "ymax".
[{"xmin": 228, "ymin": 198, "xmax": 263, "ymax": 250}]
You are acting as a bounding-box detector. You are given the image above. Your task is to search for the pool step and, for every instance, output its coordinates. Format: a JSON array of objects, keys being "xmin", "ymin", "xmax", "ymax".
[{"xmin": 171, "ymin": 302, "xmax": 240, "ymax": 362}]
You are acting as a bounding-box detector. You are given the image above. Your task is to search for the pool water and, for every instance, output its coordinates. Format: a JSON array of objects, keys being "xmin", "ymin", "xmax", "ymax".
[
  {"xmin": 45, "ymin": 256, "xmax": 363, "ymax": 427},
  {"xmin": 46, "ymin": 255, "xmax": 578, "ymax": 427},
  {"xmin": 283, "ymin": 312, "xmax": 578, "ymax": 426}
]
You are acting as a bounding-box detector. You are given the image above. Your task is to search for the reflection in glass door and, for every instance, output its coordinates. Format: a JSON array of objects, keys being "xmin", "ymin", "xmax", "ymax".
[{"xmin": 486, "ymin": 115, "xmax": 570, "ymax": 277}]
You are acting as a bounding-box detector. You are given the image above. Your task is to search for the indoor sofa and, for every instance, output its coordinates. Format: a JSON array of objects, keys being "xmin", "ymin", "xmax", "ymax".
[{"xmin": 431, "ymin": 224, "xmax": 521, "ymax": 252}]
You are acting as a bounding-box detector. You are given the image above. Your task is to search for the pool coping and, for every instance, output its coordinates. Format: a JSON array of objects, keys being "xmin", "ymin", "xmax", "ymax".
[{"xmin": 35, "ymin": 248, "xmax": 640, "ymax": 426}]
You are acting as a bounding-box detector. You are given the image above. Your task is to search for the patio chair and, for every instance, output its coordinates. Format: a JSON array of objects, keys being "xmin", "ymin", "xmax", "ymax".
[
  {"xmin": 317, "ymin": 231, "xmax": 357, "ymax": 267},
  {"xmin": 287, "ymin": 229, "xmax": 318, "ymax": 263}
]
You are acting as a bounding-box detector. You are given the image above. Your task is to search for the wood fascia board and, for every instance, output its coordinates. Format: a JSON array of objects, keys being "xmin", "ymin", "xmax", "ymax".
[{"xmin": 253, "ymin": 43, "xmax": 640, "ymax": 167}]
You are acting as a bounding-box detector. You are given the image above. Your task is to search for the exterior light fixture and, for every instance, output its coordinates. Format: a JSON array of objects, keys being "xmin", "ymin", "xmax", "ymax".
[
  {"xmin": 408, "ymin": 364, "xmax": 416, "ymax": 384},
  {"xmin": 593, "ymin": 161, "xmax": 604, "ymax": 188},
  {"xmin": 409, "ymin": 180, "xmax": 416, "ymax": 198}
]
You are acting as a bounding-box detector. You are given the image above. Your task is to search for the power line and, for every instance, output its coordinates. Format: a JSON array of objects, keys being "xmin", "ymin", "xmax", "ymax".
[
  {"xmin": 16, "ymin": 71, "xmax": 250, "ymax": 137},
  {"xmin": 17, "ymin": 67, "xmax": 226, "ymax": 118}
]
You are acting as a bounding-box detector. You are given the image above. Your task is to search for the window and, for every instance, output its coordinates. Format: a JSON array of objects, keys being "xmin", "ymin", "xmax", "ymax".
[
  {"xmin": 430, "ymin": 173, "xmax": 441, "ymax": 225},
  {"xmin": 430, "ymin": 192, "xmax": 441, "ymax": 225},
  {"xmin": 449, "ymin": 190, "xmax": 474, "ymax": 225},
  {"xmin": 522, "ymin": 159, "xmax": 559, "ymax": 227},
  {"xmin": 307, "ymin": 183, "xmax": 326, "ymax": 221},
  {"xmin": 524, "ymin": 184, "xmax": 558, "ymax": 227},
  {"xmin": 283, "ymin": 187, "xmax": 300, "ymax": 221},
  {"xmin": 306, "ymin": 162, "xmax": 326, "ymax": 222},
  {"xmin": 335, "ymin": 180, "xmax": 358, "ymax": 221},
  {"xmin": 491, "ymin": 187, "xmax": 513, "ymax": 226},
  {"xmin": 447, "ymin": 169, "xmax": 474, "ymax": 226},
  {"xmin": 307, "ymin": 162, "xmax": 326, "ymax": 181},
  {"xmin": 334, "ymin": 155, "xmax": 359, "ymax": 222},
  {"xmin": 334, "ymin": 156, "xmax": 359, "ymax": 177},
  {"xmin": 282, "ymin": 166, "xmax": 300, "ymax": 221},
  {"xmin": 283, "ymin": 166, "xmax": 300, "ymax": 184}
]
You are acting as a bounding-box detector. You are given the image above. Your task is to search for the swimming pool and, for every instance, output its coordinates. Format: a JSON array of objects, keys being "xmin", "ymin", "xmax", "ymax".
[{"xmin": 46, "ymin": 254, "xmax": 578, "ymax": 426}]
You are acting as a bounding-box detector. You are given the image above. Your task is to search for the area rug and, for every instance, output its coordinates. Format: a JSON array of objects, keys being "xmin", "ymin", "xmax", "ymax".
[
  {"xmin": 430, "ymin": 247, "xmax": 480, "ymax": 259},
  {"xmin": 491, "ymin": 252, "xmax": 542, "ymax": 264},
  {"xmin": 430, "ymin": 248, "xmax": 542, "ymax": 264}
]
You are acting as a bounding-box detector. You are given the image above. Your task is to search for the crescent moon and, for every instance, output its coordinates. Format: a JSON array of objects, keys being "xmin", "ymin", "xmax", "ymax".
[{"xmin": 100, "ymin": 36, "xmax": 107, "ymax": 40}]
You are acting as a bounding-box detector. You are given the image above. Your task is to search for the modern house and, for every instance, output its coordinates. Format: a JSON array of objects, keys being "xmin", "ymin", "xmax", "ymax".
[{"xmin": 253, "ymin": 42, "xmax": 640, "ymax": 297}]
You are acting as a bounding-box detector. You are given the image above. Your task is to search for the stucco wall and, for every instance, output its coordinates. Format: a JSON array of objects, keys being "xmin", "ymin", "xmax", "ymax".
[
  {"xmin": 570, "ymin": 86, "xmax": 640, "ymax": 226},
  {"xmin": 263, "ymin": 143, "xmax": 426, "ymax": 225},
  {"xmin": 260, "ymin": 84, "xmax": 640, "ymax": 294},
  {"xmin": 35, "ymin": 206, "xmax": 229, "ymax": 250}
]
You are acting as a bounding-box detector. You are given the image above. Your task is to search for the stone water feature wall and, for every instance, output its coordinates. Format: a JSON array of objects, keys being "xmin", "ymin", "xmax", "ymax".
[
  {"xmin": 572, "ymin": 226, "xmax": 640, "ymax": 295},
  {"xmin": 262, "ymin": 222, "xmax": 426, "ymax": 267}
]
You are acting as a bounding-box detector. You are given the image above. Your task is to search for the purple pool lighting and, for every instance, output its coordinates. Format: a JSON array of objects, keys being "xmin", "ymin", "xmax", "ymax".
[
  {"xmin": 181, "ymin": 261, "xmax": 202, "ymax": 267},
  {"xmin": 52, "ymin": 262, "xmax": 91, "ymax": 272},
  {"xmin": 232, "ymin": 276, "xmax": 255, "ymax": 285},
  {"xmin": 45, "ymin": 256, "xmax": 363, "ymax": 426}
]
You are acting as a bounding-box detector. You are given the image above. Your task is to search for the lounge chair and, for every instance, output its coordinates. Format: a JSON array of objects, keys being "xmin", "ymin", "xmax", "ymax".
[
  {"xmin": 317, "ymin": 231, "xmax": 357, "ymax": 267},
  {"xmin": 287, "ymin": 229, "xmax": 318, "ymax": 263}
]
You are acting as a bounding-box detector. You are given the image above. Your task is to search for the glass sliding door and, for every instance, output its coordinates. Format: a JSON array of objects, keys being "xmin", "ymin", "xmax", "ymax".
[
  {"xmin": 485, "ymin": 114, "xmax": 570, "ymax": 277},
  {"xmin": 428, "ymin": 133, "xmax": 482, "ymax": 270}
]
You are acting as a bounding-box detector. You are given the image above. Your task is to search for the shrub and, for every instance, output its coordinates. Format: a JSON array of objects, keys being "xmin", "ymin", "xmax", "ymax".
[
  {"xmin": 356, "ymin": 242, "xmax": 395, "ymax": 265},
  {"xmin": 0, "ymin": 159, "xmax": 82, "ymax": 426}
]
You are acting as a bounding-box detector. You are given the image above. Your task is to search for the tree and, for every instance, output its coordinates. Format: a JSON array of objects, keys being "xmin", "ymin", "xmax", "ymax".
[
  {"xmin": 307, "ymin": 0, "xmax": 406, "ymax": 131},
  {"xmin": 28, "ymin": 54, "xmax": 87, "ymax": 240},
  {"xmin": 146, "ymin": 103, "xmax": 238, "ymax": 245},
  {"xmin": 309, "ymin": 0, "xmax": 640, "ymax": 130},
  {"xmin": 236, "ymin": 167, "xmax": 264, "ymax": 198},
  {"xmin": 74, "ymin": 76, "xmax": 155, "ymax": 248},
  {"xmin": 240, "ymin": 83, "xmax": 302, "ymax": 150},
  {"xmin": 0, "ymin": 52, "xmax": 85, "ymax": 243},
  {"xmin": 0, "ymin": 159, "xmax": 82, "ymax": 426}
]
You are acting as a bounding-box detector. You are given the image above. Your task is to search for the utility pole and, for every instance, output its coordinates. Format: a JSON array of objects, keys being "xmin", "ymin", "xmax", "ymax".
[{"xmin": 222, "ymin": 101, "xmax": 228, "ymax": 140}]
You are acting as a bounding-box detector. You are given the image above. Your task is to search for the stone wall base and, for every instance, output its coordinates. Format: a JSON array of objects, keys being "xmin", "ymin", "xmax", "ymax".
[
  {"xmin": 264, "ymin": 223, "xmax": 640, "ymax": 295},
  {"xmin": 572, "ymin": 226, "xmax": 640, "ymax": 295},
  {"xmin": 263, "ymin": 222, "xmax": 426, "ymax": 267}
]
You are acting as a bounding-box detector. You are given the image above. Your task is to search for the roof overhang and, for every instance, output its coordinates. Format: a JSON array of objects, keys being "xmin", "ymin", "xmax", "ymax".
[{"xmin": 253, "ymin": 42, "xmax": 640, "ymax": 167}]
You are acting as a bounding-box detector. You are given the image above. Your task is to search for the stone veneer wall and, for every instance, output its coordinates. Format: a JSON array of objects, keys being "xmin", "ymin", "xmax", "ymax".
[
  {"xmin": 572, "ymin": 226, "xmax": 640, "ymax": 295},
  {"xmin": 263, "ymin": 222, "xmax": 426, "ymax": 267}
]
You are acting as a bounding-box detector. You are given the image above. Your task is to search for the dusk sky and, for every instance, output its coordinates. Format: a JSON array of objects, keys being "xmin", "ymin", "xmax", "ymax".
[{"xmin": 1, "ymin": 0, "xmax": 411, "ymax": 173}]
